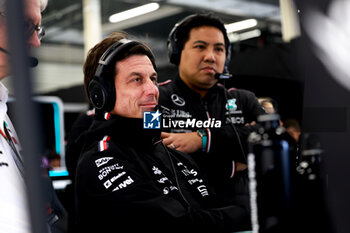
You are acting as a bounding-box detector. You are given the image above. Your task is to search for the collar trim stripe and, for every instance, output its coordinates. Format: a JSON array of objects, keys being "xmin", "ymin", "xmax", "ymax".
[
  {"xmin": 227, "ymin": 87, "xmax": 237, "ymax": 92},
  {"xmin": 158, "ymin": 79, "xmax": 172, "ymax": 86},
  {"xmin": 206, "ymin": 128, "xmax": 211, "ymax": 153},
  {"xmin": 99, "ymin": 135, "xmax": 111, "ymax": 151},
  {"xmin": 104, "ymin": 113, "xmax": 111, "ymax": 120},
  {"xmin": 230, "ymin": 160, "xmax": 236, "ymax": 179}
]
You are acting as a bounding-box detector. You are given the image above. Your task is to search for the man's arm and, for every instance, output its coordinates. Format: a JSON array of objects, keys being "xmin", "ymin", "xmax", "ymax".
[{"xmin": 76, "ymin": 151, "xmax": 250, "ymax": 232}]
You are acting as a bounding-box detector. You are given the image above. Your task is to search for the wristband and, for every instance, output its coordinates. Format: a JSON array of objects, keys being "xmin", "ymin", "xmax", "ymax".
[{"xmin": 197, "ymin": 129, "xmax": 208, "ymax": 152}]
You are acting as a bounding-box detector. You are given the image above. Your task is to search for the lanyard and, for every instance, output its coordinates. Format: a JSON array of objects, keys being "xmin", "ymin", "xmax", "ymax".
[{"xmin": 0, "ymin": 121, "xmax": 24, "ymax": 176}]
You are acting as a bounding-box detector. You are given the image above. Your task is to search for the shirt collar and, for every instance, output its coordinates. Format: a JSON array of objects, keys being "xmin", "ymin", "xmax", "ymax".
[
  {"xmin": 0, "ymin": 82, "xmax": 9, "ymax": 124},
  {"xmin": 175, "ymin": 76, "xmax": 221, "ymax": 100},
  {"xmin": 89, "ymin": 114, "xmax": 161, "ymax": 151}
]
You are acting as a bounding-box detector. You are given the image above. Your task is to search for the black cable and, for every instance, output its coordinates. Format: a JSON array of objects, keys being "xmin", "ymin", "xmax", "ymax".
[
  {"xmin": 222, "ymin": 80, "xmax": 247, "ymax": 162},
  {"xmin": 160, "ymin": 142, "xmax": 191, "ymax": 207}
]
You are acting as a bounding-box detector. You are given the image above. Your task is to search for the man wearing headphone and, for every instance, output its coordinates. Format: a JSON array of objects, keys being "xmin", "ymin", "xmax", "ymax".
[
  {"xmin": 75, "ymin": 32, "xmax": 251, "ymax": 233},
  {"xmin": 159, "ymin": 13, "xmax": 265, "ymax": 213}
]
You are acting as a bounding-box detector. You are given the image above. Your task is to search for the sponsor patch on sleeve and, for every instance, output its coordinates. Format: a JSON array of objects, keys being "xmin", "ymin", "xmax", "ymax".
[
  {"xmin": 94, "ymin": 158, "xmax": 134, "ymax": 192},
  {"xmin": 95, "ymin": 157, "xmax": 114, "ymax": 167}
]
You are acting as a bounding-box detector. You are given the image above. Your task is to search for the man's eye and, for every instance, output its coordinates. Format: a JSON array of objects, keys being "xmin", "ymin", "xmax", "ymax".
[
  {"xmin": 133, "ymin": 78, "xmax": 141, "ymax": 82},
  {"xmin": 151, "ymin": 76, "xmax": 157, "ymax": 83},
  {"xmin": 216, "ymin": 47, "xmax": 224, "ymax": 52},
  {"xmin": 194, "ymin": 45, "xmax": 205, "ymax": 49}
]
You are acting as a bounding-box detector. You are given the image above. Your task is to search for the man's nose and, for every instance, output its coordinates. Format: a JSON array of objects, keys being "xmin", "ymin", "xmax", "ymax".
[
  {"xmin": 203, "ymin": 49, "xmax": 216, "ymax": 63},
  {"xmin": 144, "ymin": 79, "xmax": 159, "ymax": 96},
  {"xmin": 28, "ymin": 33, "xmax": 41, "ymax": 48}
]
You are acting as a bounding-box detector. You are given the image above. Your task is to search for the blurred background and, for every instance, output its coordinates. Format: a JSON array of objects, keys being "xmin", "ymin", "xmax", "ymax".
[
  {"xmin": 5, "ymin": 0, "xmax": 304, "ymax": 149},
  {"xmin": 5, "ymin": 1, "xmax": 350, "ymax": 232},
  {"xmin": 5, "ymin": 0, "xmax": 299, "ymax": 117}
]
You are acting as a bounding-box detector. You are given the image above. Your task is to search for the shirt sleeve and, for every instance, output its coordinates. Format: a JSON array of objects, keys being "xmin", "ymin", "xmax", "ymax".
[{"xmin": 203, "ymin": 89, "xmax": 266, "ymax": 178}]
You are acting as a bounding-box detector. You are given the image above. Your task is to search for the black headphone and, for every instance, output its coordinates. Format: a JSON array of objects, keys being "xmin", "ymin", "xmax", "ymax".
[
  {"xmin": 167, "ymin": 13, "xmax": 231, "ymax": 73},
  {"xmin": 167, "ymin": 14, "xmax": 197, "ymax": 65},
  {"xmin": 88, "ymin": 38, "xmax": 155, "ymax": 112}
]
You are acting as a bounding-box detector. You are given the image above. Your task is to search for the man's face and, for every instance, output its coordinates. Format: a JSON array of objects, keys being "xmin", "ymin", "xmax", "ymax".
[
  {"xmin": 0, "ymin": 0, "xmax": 42, "ymax": 79},
  {"xmin": 262, "ymin": 102, "xmax": 275, "ymax": 114},
  {"xmin": 24, "ymin": 0, "xmax": 42, "ymax": 48},
  {"xmin": 112, "ymin": 54, "xmax": 159, "ymax": 118},
  {"xmin": 178, "ymin": 26, "xmax": 226, "ymax": 93}
]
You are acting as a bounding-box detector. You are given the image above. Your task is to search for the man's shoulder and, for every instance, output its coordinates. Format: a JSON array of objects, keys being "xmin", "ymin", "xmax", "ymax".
[
  {"xmin": 158, "ymin": 79, "xmax": 173, "ymax": 87},
  {"xmin": 158, "ymin": 79, "xmax": 178, "ymax": 104},
  {"xmin": 76, "ymin": 149, "xmax": 133, "ymax": 195},
  {"xmin": 78, "ymin": 133, "xmax": 137, "ymax": 167},
  {"xmin": 158, "ymin": 79, "xmax": 175, "ymax": 93},
  {"xmin": 76, "ymin": 138, "xmax": 130, "ymax": 183},
  {"xmin": 226, "ymin": 86, "xmax": 257, "ymax": 99},
  {"xmin": 78, "ymin": 134, "xmax": 112, "ymax": 167}
]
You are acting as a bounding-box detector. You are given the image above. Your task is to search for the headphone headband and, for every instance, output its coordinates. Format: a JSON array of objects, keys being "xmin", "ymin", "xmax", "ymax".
[
  {"xmin": 167, "ymin": 15, "xmax": 198, "ymax": 65},
  {"xmin": 95, "ymin": 39, "xmax": 154, "ymax": 77},
  {"xmin": 88, "ymin": 38, "xmax": 155, "ymax": 112},
  {"xmin": 167, "ymin": 14, "xmax": 231, "ymax": 67}
]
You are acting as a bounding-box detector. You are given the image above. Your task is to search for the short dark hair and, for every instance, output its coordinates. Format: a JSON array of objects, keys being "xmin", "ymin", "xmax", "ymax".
[
  {"xmin": 175, "ymin": 13, "xmax": 229, "ymax": 53},
  {"xmin": 83, "ymin": 32, "xmax": 156, "ymax": 100},
  {"xmin": 284, "ymin": 118, "xmax": 301, "ymax": 132}
]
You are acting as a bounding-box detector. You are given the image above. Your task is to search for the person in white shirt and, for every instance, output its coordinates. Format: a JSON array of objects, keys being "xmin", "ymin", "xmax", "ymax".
[{"xmin": 0, "ymin": 0, "xmax": 48, "ymax": 232}]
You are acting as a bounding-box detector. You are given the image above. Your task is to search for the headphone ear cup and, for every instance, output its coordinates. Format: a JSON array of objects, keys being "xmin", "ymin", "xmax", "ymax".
[
  {"xmin": 168, "ymin": 37, "xmax": 180, "ymax": 65},
  {"xmin": 167, "ymin": 23, "xmax": 181, "ymax": 65},
  {"xmin": 88, "ymin": 76, "xmax": 116, "ymax": 112},
  {"xmin": 88, "ymin": 78, "xmax": 105, "ymax": 110}
]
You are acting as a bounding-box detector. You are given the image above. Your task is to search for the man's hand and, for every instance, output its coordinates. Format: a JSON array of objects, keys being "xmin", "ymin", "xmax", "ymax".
[
  {"xmin": 161, "ymin": 132, "xmax": 202, "ymax": 154},
  {"xmin": 236, "ymin": 162, "xmax": 247, "ymax": 172},
  {"xmin": 244, "ymin": 121, "xmax": 256, "ymax": 127}
]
